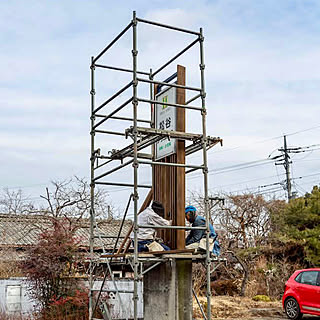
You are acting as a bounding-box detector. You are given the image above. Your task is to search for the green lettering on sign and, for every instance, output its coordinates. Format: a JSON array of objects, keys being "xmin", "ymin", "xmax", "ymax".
[{"xmin": 162, "ymin": 96, "xmax": 168, "ymax": 109}]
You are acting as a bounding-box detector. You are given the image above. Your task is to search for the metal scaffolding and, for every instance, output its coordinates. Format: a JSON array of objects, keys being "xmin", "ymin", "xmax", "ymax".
[{"xmin": 89, "ymin": 11, "xmax": 222, "ymax": 320}]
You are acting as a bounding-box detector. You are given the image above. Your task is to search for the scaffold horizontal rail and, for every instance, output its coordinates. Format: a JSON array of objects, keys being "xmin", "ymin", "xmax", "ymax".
[
  {"xmin": 93, "ymin": 21, "xmax": 133, "ymax": 63},
  {"xmin": 109, "ymin": 134, "xmax": 161, "ymax": 160},
  {"xmin": 127, "ymin": 126, "xmax": 204, "ymax": 141},
  {"xmin": 95, "ymin": 63, "xmax": 150, "ymax": 76},
  {"xmin": 137, "ymin": 76, "xmax": 201, "ymax": 92},
  {"xmin": 95, "ymin": 181, "xmax": 152, "ymax": 188},
  {"xmin": 186, "ymin": 136, "xmax": 223, "ymax": 156},
  {"xmin": 95, "ymin": 114, "xmax": 152, "ymax": 124},
  {"xmin": 136, "ymin": 17, "xmax": 200, "ymax": 36},
  {"xmin": 94, "ymin": 129, "xmax": 126, "ymax": 136},
  {"xmin": 93, "ymin": 235, "xmax": 125, "ymax": 239},
  {"xmin": 107, "ymin": 127, "xmax": 220, "ymax": 161},
  {"xmin": 138, "ymin": 97, "xmax": 202, "ymax": 111},
  {"xmin": 93, "ymin": 97, "xmax": 133, "ymax": 129},
  {"xmin": 99, "ymin": 249, "xmax": 196, "ymax": 259},
  {"xmin": 91, "ymin": 289, "xmax": 134, "ymax": 294},
  {"xmin": 93, "ymin": 82, "xmax": 133, "ymax": 115},
  {"xmin": 151, "ymin": 38, "xmax": 200, "ymax": 77},
  {"xmin": 186, "ymin": 93, "xmax": 201, "ymax": 105},
  {"xmin": 139, "ymin": 160, "xmax": 204, "ymax": 170},
  {"xmin": 102, "ymin": 151, "xmax": 153, "ymax": 161},
  {"xmin": 138, "ymin": 224, "xmax": 206, "ymax": 230},
  {"xmin": 93, "ymin": 159, "xmax": 133, "ymax": 181}
]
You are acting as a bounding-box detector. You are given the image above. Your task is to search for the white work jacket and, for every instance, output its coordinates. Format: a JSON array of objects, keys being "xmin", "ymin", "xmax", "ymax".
[{"xmin": 130, "ymin": 207, "xmax": 170, "ymax": 241}]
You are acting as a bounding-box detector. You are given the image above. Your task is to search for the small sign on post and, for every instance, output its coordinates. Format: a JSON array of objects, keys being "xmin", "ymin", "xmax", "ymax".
[{"xmin": 155, "ymin": 86, "xmax": 177, "ymax": 160}]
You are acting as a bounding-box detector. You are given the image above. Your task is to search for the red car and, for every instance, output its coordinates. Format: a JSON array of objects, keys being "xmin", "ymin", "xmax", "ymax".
[{"xmin": 283, "ymin": 268, "xmax": 320, "ymax": 319}]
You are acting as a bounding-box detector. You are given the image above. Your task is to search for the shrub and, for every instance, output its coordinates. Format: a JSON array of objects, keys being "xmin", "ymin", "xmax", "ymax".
[
  {"xmin": 40, "ymin": 288, "xmax": 89, "ymax": 320},
  {"xmin": 211, "ymin": 279, "xmax": 238, "ymax": 296},
  {"xmin": 252, "ymin": 295, "xmax": 271, "ymax": 302},
  {"xmin": 21, "ymin": 218, "xmax": 85, "ymax": 315}
]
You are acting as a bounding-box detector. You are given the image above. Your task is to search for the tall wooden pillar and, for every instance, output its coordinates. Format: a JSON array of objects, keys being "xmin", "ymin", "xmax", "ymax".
[
  {"xmin": 153, "ymin": 65, "xmax": 186, "ymax": 250},
  {"xmin": 147, "ymin": 65, "xmax": 192, "ymax": 320},
  {"xmin": 175, "ymin": 65, "xmax": 186, "ymax": 249}
]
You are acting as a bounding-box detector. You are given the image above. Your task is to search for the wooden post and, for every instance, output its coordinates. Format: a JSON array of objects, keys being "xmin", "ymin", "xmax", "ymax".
[
  {"xmin": 176, "ymin": 65, "xmax": 186, "ymax": 250},
  {"xmin": 152, "ymin": 65, "xmax": 186, "ymax": 250}
]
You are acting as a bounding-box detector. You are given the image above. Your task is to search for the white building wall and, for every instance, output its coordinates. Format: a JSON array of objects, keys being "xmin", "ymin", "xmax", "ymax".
[
  {"xmin": 93, "ymin": 279, "xmax": 143, "ymax": 319},
  {"xmin": 0, "ymin": 278, "xmax": 36, "ymax": 315},
  {"xmin": 0, "ymin": 278, "xmax": 143, "ymax": 319}
]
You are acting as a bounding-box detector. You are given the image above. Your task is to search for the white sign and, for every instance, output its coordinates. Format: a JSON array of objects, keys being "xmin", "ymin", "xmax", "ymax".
[{"xmin": 155, "ymin": 86, "xmax": 177, "ymax": 160}]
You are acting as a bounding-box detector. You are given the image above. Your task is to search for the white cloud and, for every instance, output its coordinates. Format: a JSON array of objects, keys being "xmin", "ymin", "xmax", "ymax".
[{"xmin": 0, "ymin": 0, "xmax": 319, "ymax": 205}]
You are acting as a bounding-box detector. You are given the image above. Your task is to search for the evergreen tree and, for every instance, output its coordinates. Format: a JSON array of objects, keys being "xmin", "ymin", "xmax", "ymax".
[{"xmin": 282, "ymin": 186, "xmax": 320, "ymax": 266}]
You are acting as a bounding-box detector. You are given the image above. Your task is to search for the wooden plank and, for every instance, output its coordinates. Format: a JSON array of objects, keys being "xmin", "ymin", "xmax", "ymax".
[
  {"xmin": 102, "ymin": 249, "xmax": 194, "ymax": 259},
  {"xmin": 152, "ymin": 67, "xmax": 186, "ymax": 250},
  {"xmin": 176, "ymin": 65, "xmax": 186, "ymax": 250},
  {"xmin": 100, "ymin": 253, "xmax": 126, "ymax": 258},
  {"xmin": 148, "ymin": 248, "xmax": 194, "ymax": 255},
  {"xmin": 116, "ymin": 189, "xmax": 153, "ymax": 254}
]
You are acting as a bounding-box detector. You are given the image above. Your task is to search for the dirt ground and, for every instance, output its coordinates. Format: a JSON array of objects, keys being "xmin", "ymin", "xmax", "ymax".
[{"xmin": 193, "ymin": 296, "xmax": 320, "ymax": 320}]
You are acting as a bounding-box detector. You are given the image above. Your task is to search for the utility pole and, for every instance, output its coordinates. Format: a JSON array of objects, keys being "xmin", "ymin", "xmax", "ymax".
[
  {"xmin": 273, "ymin": 135, "xmax": 292, "ymax": 201},
  {"xmin": 267, "ymin": 137, "xmax": 318, "ymax": 200},
  {"xmin": 283, "ymin": 135, "xmax": 292, "ymax": 201}
]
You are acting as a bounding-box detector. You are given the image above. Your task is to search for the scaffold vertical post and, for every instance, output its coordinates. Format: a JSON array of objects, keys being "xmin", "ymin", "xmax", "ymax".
[
  {"xmin": 199, "ymin": 27, "xmax": 212, "ymax": 320},
  {"xmin": 132, "ymin": 10, "xmax": 139, "ymax": 320},
  {"xmin": 149, "ymin": 68, "xmax": 153, "ymax": 128},
  {"xmin": 89, "ymin": 56, "xmax": 96, "ymax": 320}
]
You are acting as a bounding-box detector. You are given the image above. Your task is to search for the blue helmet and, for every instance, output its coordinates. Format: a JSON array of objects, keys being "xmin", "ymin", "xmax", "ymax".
[{"xmin": 185, "ymin": 205, "xmax": 197, "ymax": 214}]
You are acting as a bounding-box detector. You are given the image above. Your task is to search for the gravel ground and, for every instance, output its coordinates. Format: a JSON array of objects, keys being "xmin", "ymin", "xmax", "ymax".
[
  {"xmin": 214, "ymin": 314, "xmax": 320, "ymax": 320},
  {"xmin": 193, "ymin": 296, "xmax": 320, "ymax": 320},
  {"xmin": 215, "ymin": 315, "xmax": 320, "ymax": 320}
]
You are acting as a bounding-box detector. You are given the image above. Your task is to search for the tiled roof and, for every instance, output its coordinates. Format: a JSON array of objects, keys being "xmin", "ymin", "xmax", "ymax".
[{"xmin": 0, "ymin": 214, "xmax": 132, "ymax": 251}]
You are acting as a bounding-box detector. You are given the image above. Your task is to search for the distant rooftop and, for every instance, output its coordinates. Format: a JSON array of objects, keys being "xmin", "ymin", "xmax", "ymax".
[{"xmin": 0, "ymin": 213, "xmax": 132, "ymax": 252}]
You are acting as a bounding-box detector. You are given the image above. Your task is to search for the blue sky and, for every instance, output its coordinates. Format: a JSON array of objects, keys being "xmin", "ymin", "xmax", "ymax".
[{"xmin": 0, "ymin": 0, "xmax": 319, "ymax": 214}]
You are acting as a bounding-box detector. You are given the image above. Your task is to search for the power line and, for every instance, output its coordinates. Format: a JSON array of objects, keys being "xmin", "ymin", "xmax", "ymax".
[
  {"xmin": 286, "ymin": 125, "xmax": 320, "ymax": 137},
  {"xmin": 1, "ymin": 182, "xmax": 50, "ymax": 190},
  {"xmin": 254, "ymin": 186, "xmax": 284, "ymax": 196},
  {"xmin": 203, "ymin": 124, "xmax": 320, "ymax": 156},
  {"xmin": 210, "ymin": 173, "xmax": 286, "ymax": 189},
  {"xmin": 188, "ymin": 158, "xmax": 272, "ymax": 181}
]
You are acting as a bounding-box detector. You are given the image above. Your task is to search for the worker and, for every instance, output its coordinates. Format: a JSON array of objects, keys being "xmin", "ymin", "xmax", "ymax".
[
  {"xmin": 185, "ymin": 205, "xmax": 220, "ymax": 256},
  {"xmin": 131, "ymin": 200, "xmax": 171, "ymax": 252}
]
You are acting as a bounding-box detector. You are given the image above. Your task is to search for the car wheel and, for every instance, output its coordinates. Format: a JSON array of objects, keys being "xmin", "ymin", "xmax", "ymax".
[{"xmin": 285, "ymin": 297, "xmax": 302, "ymax": 320}]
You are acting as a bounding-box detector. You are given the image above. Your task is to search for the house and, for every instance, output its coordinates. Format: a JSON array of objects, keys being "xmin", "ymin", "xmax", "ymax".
[{"xmin": 0, "ymin": 213, "xmax": 133, "ymax": 316}]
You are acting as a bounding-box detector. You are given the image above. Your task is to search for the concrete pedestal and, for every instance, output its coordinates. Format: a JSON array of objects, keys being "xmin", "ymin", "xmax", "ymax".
[{"xmin": 143, "ymin": 259, "xmax": 192, "ymax": 320}]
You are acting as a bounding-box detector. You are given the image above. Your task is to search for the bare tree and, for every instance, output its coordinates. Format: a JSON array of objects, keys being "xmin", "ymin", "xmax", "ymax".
[
  {"xmin": 0, "ymin": 188, "xmax": 35, "ymax": 214},
  {"xmin": 188, "ymin": 191, "xmax": 282, "ymax": 249},
  {"xmin": 39, "ymin": 176, "xmax": 111, "ymax": 220},
  {"xmin": 0, "ymin": 176, "xmax": 112, "ymax": 221},
  {"xmin": 217, "ymin": 194, "xmax": 276, "ymax": 248},
  {"xmin": 187, "ymin": 190, "xmax": 222, "ymax": 224}
]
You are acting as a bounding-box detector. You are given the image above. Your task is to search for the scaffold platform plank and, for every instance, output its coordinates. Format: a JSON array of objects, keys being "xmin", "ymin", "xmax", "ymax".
[{"xmin": 99, "ymin": 248, "xmax": 194, "ymax": 259}]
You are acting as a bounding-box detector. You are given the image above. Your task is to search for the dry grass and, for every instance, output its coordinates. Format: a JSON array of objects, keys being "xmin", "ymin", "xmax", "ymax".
[
  {"xmin": 193, "ymin": 263, "xmax": 207, "ymax": 295},
  {"xmin": 0, "ymin": 311, "xmax": 32, "ymax": 320},
  {"xmin": 193, "ymin": 295, "xmax": 282, "ymax": 319},
  {"xmin": 0, "ymin": 261, "xmax": 24, "ymax": 278}
]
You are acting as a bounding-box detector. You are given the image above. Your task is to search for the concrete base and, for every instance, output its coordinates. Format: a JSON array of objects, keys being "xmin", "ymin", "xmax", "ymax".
[{"xmin": 143, "ymin": 259, "xmax": 192, "ymax": 320}]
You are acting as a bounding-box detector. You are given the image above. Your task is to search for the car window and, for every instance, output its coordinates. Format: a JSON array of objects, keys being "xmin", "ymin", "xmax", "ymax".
[
  {"xmin": 295, "ymin": 273, "xmax": 302, "ymax": 283},
  {"xmin": 298, "ymin": 271, "xmax": 319, "ymax": 286}
]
